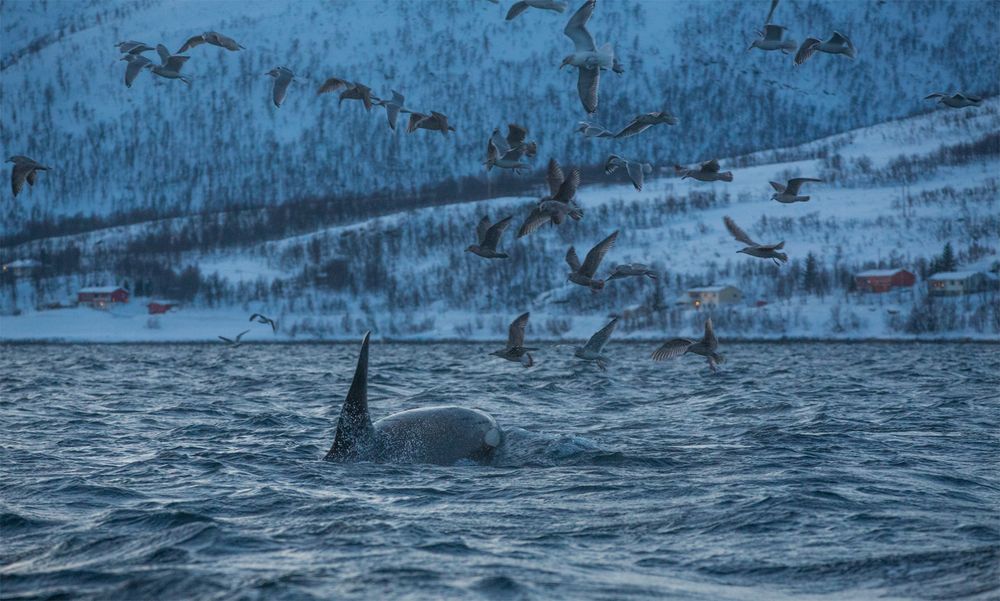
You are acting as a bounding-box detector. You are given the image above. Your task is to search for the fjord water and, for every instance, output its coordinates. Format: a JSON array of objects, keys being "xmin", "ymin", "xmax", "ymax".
[{"xmin": 1, "ymin": 342, "xmax": 997, "ymax": 600}]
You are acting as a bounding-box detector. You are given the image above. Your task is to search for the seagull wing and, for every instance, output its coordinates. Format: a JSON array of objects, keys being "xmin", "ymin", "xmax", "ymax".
[
  {"xmin": 829, "ymin": 31, "xmax": 849, "ymax": 45},
  {"xmin": 701, "ymin": 158, "xmax": 721, "ymax": 173},
  {"xmin": 703, "ymin": 318, "xmax": 718, "ymax": 351},
  {"xmin": 164, "ymin": 55, "xmax": 189, "ymax": 73},
  {"xmin": 613, "ymin": 117, "xmax": 648, "ymax": 139},
  {"xmin": 724, "ymin": 216, "xmax": 758, "ymax": 246},
  {"xmin": 786, "ymin": 177, "xmax": 821, "ymax": 195},
  {"xmin": 765, "ymin": 0, "xmax": 779, "ymax": 24},
  {"xmin": 583, "ymin": 317, "xmax": 618, "ymax": 354},
  {"xmin": 565, "ymin": 246, "xmax": 582, "ymax": 272},
  {"xmin": 794, "ymin": 38, "xmax": 821, "ymax": 65},
  {"xmin": 625, "ymin": 160, "xmax": 645, "ymax": 191},
  {"xmin": 218, "ymin": 336, "xmax": 234, "ymax": 344},
  {"xmin": 318, "ymin": 77, "xmax": 350, "ymax": 95},
  {"xmin": 506, "ymin": 1, "xmax": 530, "ymax": 20},
  {"xmin": 483, "ymin": 215, "xmax": 513, "ymax": 250},
  {"xmin": 10, "ymin": 162, "xmax": 32, "ymax": 196},
  {"xmin": 924, "ymin": 92, "xmax": 945, "ymax": 100},
  {"xmin": 124, "ymin": 56, "xmax": 150, "ymax": 87},
  {"xmin": 272, "ymin": 71, "xmax": 292, "ymax": 107},
  {"xmin": 580, "ymin": 230, "xmax": 618, "ymax": 277},
  {"xmin": 769, "ymin": 180, "xmax": 786, "ymax": 193},
  {"xmin": 156, "ymin": 44, "xmax": 171, "ymax": 65},
  {"xmin": 517, "ymin": 207, "xmax": 552, "ymax": 238},
  {"xmin": 763, "ymin": 24, "xmax": 784, "ymax": 40},
  {"xmin": 546, "ymin": 159, "xmax": 565, "ymax": 197},
  {"xmin": 476, "ymin": 216, "xmax": 492, "ymax": 245},
  {"xmin": 651, "ymin": 339, "xmax": 693, "ymax": 360},
  {"xmin": 576, "ymin": 66, "xmax": 600, "ymax": 114},
  {"xmin": 235, "ymin": 329, "xmax": 250, "ymax": 342},
  {"xmin": 508, "ymin": 312, "xmax": 530, "ymax": 348},
  {"xmin": 564, "ymin": 0, "xmax": 597, "ymax": 52},
  {"xmin": 178, "ymin": 34, "xmax": 205, "ymax": 53},
  {"xmin": 553, "ymin": 167, "xmax": 580, "ymax": 202},
  {"xmin": 506, "ymin": 123, "xmax": 528, "ymax": 147},
  {"xmin": 249, "ymin": 313, "xmax": 262, "ymax": 322}
]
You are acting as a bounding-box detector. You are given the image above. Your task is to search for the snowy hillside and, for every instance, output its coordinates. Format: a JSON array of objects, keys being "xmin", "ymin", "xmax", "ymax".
[
  {"xmin": 1, "ymin": 0, "xmax": 998, "ymax": 234},
  {"xmin": 3, "ymin": 97, "xmax": 997, "ymax": 342}
]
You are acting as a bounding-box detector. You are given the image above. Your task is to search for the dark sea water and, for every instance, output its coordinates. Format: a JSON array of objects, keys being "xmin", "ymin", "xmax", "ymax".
[{"xmin": 1, "ymin": 342, "xmax": 998, "ymax": 601}]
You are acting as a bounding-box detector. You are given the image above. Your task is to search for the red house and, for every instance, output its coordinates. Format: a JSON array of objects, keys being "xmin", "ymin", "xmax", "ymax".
[
  {"xmin": 78, "ymin": 286, "xmax": 129, "ymax": 308},
  {"xmin": 854, "ymin": 269, "xmax": 915, "ymax": 293}
]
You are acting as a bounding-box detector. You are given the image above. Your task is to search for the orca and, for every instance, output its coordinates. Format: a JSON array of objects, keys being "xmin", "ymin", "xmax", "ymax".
[{"xmin": 324, "ymin": 332, "xmax": 503, "ymax": 465}]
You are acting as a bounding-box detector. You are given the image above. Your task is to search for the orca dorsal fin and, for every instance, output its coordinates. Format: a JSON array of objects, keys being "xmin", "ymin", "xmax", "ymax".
[{"xmin": 325, "ymin": 332, "xmax": 376, "ymax": 461}]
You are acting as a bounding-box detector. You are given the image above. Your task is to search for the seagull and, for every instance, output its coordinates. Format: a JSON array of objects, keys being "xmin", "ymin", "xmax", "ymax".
[
  {"xmin": 249, "ymin": 313, "xmax": 278, "ymax": 332},
  {"xmin": 651, "ymin": 318, "xmax": 725, "ymax": 372},
  {"xmin": 770, "ymin": 177, "xmax": 822, "ymax": 203},
  {"xmin": 612, "ymin": 111, "xmax": 678, "ymax": 139},
  {"xmin": 373, "ymin": 90, "xmax": 409, "ymax": 130},
  {"xmin": 120, "ymin": 54, "xmax": 152, "ymax": 88},
  {"xmin": 178, "ymin": 31, "xmax": 244, "ymax": 53},
  {"xmin": 607, "ymin": 263, "xmax": 657, "ymax": 281},
  {"xmin": 747, "ymin": 24, "xmax": 796, "ymax": 53},
  {"xmin": 516, "ymin": 160, "xmax": 583, "ymax": 238},
  {"xmin": 561, "ymin": 0, "xmax": 619, "ymax": 113},
  {"xmin": 724, "ymin": 215, "xmax": 788, "ymax": 265},
  {"xmin": 604, "ymin": 154, "xmax": 652, "ymax": 191},
  {"xmin": 406, "ymin": 111, "xmax": 455, "ymax": 135},
  {"xmin": 218, "ymin": 329, "xmax": 250, "ymax": 347},
  {"xmin": 7, "ymin": 156, "xmax": 50, "ymax": 197},
  {"xmin": 490, "ymin": 312, "xmax": 537, "ymax": 367},
  {"xmin": 674, "ymin": 159, "xmax": 733, "ymax": 182},
  {"xmin": 266, "ymin": 67, "xmax": 295, "ymax": 107},
  {"xmin": 466, "ymin": 215, "xmax": 514, "ymax": 259},
  {"xmin": 925, "ymin": 92, "xmax": 983, "ymax": 109},
  {"xmin": 566, "ymin": 230, "xmax": 618, "ymax": 291},
  {"xmin": 574, "ymin": 316, "xmax": 618, "ymax": 371},
  {"xmin": 116, "ymin": 40, "xmax": 154, "ymax": 54},
  {"xmin": 318, "ymin": 77, "xmax": 377, "ymax": 112},
  {"xmin": 576, "ymin": 121, "xmax": 614, "ymax": 138},
  {"xmin": 150, "ymin": 44, "xmax": 191, "ymax": 84},
  {"xmin": 794, "ymin": 32, "xmax": 856, "ymax": 65},
  {"xmin": 485, "ymin": 124, "xmax": 537, "ymax": 172}
]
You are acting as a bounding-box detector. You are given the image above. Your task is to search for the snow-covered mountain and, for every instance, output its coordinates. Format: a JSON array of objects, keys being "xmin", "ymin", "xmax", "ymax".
[
  {"xmin": 1, "ymin": 0, "xmax": 997, "ymax": 233},
  {"xmin": 3, "ymin": 95, "xmax": 997, "ymax": 342}
]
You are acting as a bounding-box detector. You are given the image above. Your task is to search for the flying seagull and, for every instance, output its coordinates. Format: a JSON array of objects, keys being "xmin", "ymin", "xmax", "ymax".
[
  {"xmin": 7, "ymin": 156, "xmax": 50, "ymax": 197},
  {"xmin": 747, "ymin": 24, "xmax": 796, "ymax": 53},
  {"xmin": 485, "ymin": 124, "xmax": 536, "ymax": 172},
  {"xmin": 150, "ymin": 44, "xmax": 191, "ymax": 84},
  {"xmin": 120, "ymin": 54, "xmax": 152, "ymax": 88},
  {"xmin": 318, "ymin": 77, "xmax": 377, "ymax": 112},
  {"xmin": 724, "ymin": 215, "xmax": 788, "ymax": 265},
  {"xmin": 770, "ymin": 177, "xmax": 822, "ymax": 203},
  {"xmin": 576, "ymin": 121, "xmax": 614, "ymax": 138},
  {"xmin": 466, "ymin": 215, "xmax": 514, "ymax": 259},
  {"xmin": 249, "ymin": 313, "xmax": 278, "ymax": 332},
  {"xmin": 561, "ymin": 0, "xmax": 621, "ymax": 114},
  {"xmin": 924, "ymin": 92, "xmax": 983, "ymax": 109},
  {"xmin": 516, "ymin": 160, "xmax": 583, "ymax": 238},
  {"xmin": 406, "ymin": 111, "xmax": 455, "ymax": 135},
  {"xmin": 794, "ymin": 31, "xmax": 856, "ymax": 65},
  {"xmin": 507, "ymin": 0, "xmax": 567, "ymax": 20},
  {"xmin": 219, "ymin": 329, "xmax": 250, "ymax": 347},
  {"xmin": 266, "ymin": 66, "xmax": 295, "ymax": 107},
  {"xmin": 651, "ymin": 318, "xmax": 725, "ymax": 372},
  {"xmin": 178, "ymin": 31, "xmax": 244, "ymax": 53},
  {"xmin": 607, "ymin": 263, "xmax": 657, "ymax": 281},
  {"xmin": 116, "ymin": 40, "xmax": 154, "ymax": 55},
  {"xmin": 574, "ymin": 316, "xmax": 618, "ymax": 371},
  {"xmin": 373, "ymin": 90, "xmax": 409, "ymax": 130},
  {"xmin": 566, "ymin": 230, "xmax": 618, "ymax": 291},
  {"xmin": 612, "ymin": 111, "xmax": 678, "ymax": 139},
  {"xmin": 675, "ymin": 159, "xmax": 733, "ymax": 182},
  {"xmin": 490, "ymin": 312, "xmax": 537, "ymax": 367},
  {"xmin": 604, "ymin": 154, "xmax": 652, "ymax": 191}
]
